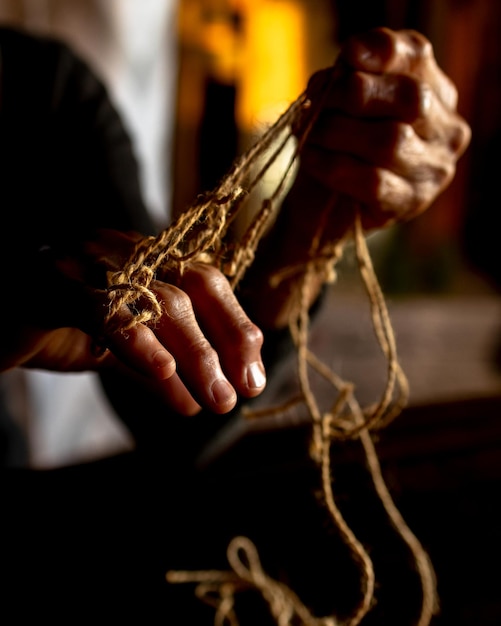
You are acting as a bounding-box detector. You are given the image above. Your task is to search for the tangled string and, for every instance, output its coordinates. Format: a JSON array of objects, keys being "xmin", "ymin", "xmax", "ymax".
[{"xmin": 103, "ymin": 72, "xmax": 438, "ymax": 625}]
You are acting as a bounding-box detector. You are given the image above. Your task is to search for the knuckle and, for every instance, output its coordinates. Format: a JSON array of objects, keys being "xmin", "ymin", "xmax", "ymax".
[
  {"xmin": 425, "ymin": 164, "xmax": 451, "ymax": 189},
  {"xmin": 395, "ymin": 123, "xmax": 416, "ymax": 153},
  {"xmin": 161, "ymin": 287, "xmax": 194, "ymax": 321},
  {"xmin": 397, "ymin": 121, "xmax": 415, "ymax": 145},
  {"xmin": 240, "ymin": 320, "xmax": 264, "ymax": 349},
  {"xmin": 371, "ymin": 168, "xmax": 396, "ymax": 206},
  {"xmin": 370, "ymin": 25, "xmax": 397, "ymax": 46},
  {"xmin": 181, "ymin": 262, "xmax": 229, "ymax": 296},
  {"xmin": 227, "ymin": 317, "xmax": 264, "ymax": 351},
  {"xmin": 383, "ymin": 121, "xmax": 414, "ymax": 157},
  {"xmin": 403, "ymin": 29, "xmax": 433, "ymax": 60},
  {"xmin": 182, "ymin": 262, "xmax": 220, "ymax": 285},
  {"xmin": 444, "ymin": 78, "xmax": 459, "ymax": 109},
  {"xmin": 412, "ymin": 154, "xmax": 454, "ymax": 188},
  {"xmin": 369, "ymin": 26, "xmax": 399, "ymax": 63},
  {"xmin": 342, "ymin": 26, "xmax": 396, "ymax": 69},
  {"xmin": 435, "ymin": 161, "xmax": 455, "ymax": 188},
  {"xmin": 449, "ymin": 118, "xmax": 471, "ymax": 155},
  {"xmin": 412, "ymin": 162, "xmax": 455, "ymax": 209},
  {"xmin": 190, "ymin": 337, "xmax": 217, "ymax": 362},
  {"xmin": 370, "ymin": 168, "xmax": 415, "ymax": 217}
]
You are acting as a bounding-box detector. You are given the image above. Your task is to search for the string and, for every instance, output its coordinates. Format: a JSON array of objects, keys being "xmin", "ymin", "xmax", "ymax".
[
  {"xmin": 167, "ymin": 537, "xmax": 338, "ymax": 626},
  {"xmin": 103, "ymin": 93, "xmax": 312, "ymax": 335},
  {"xmin": 101, "ymin": 69, "xmax": 438, "ymax": 625}
]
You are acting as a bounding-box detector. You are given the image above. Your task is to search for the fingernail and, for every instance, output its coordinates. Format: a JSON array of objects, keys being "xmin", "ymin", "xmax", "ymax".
[
  {"xmin": 211, "ymin": 379, "xmax": 237, "ymax": 407},
  {"xmin": 247, "ymin": 361, "xmax": 266, "ymax": 390},
  {"xmin": 153, "ymin": 349, "xmax": 169, "ymax": 367}
]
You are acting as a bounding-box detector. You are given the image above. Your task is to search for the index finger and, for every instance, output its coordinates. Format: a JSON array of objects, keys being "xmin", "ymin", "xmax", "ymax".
[{"xmin": 339, "ymin": 27, "xmax": 458, "ymax": 110}]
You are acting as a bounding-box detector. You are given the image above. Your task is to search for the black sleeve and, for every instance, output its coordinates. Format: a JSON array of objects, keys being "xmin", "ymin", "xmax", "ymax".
[{"xmin": 0, "ymin": 26, "xmax": 156, "ymax": 259}]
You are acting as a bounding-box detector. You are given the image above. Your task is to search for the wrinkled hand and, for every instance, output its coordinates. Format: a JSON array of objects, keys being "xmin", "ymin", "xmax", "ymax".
[
  {"xmin": 3, "ymin": 230, "xmax": 266, "ymax": 416},
  {"xmin": 242, "ymin": 27, "xmax": 471, "ymax": 330},
  {"xmin": 299, "ymin": 26, "xmax": 471, "ymax": 232}
]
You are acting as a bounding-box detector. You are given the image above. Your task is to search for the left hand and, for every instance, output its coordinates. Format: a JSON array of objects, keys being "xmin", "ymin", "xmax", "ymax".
[
  {"xmin": 241, "ymin": 27, "xmax": 471, "ymax": 329},
  {"xmin": 299, "ymin": 26, "xmax": 471, "ymax": 232}
]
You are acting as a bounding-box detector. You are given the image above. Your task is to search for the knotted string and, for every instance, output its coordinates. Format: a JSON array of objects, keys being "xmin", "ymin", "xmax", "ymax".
[
  {"xmin": 285, "ymin": 210, "xmax": 435, "ymax": 626},
  {"xmin": 103, "ymin": 92, "xmax": 315, "ymax": 335},
  {"xmin": 101, "ymin": 68, "xmax": 438, "ymax": 625},
  {"xmin": 167, "ymin": 536, "xmax": 339, "ymax": 626}
]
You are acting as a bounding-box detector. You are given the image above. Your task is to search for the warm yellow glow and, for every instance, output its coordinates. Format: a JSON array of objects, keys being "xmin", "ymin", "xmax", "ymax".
[
  {"xmin": 176, "ymin": 1, "xmax": 312, "ymax": 130},
  {"xmin": 177, "ymin": 0, "xmax": 243, "ymax": 83},
  {"xmin": 237, "ymin": 0, "xmax": 307, "ymax": 131}
]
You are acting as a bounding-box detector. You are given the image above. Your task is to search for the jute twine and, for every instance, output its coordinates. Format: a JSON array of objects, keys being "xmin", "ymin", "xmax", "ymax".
[{"xmin": 104, "ymin": 73, "xmax": 438, "ymax": 625}]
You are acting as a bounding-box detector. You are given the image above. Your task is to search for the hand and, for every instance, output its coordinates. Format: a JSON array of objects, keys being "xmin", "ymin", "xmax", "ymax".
[
  {"xmin": 241, "ymin": 27, "xmax": 471, "ymax": 329},
  {"xmin": 2, "ymin": 230, "xmax": 266, "ymax": 416},
  {"xmin": 300, "ymin": 26, "xmax": 471, "ymax": 232}
]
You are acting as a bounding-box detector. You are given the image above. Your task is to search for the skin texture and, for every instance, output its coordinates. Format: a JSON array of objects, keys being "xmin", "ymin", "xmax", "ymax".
[
  {"xmin": 242, "ymin": 28, "xmax": 471, "ymax": 329},
  {"xmin": 2, "ymin": 28, "xmax": 471, "ymax": 417}
]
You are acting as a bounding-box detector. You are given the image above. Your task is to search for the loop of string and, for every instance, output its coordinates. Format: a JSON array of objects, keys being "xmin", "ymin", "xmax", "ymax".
[
  {"xmin": 167, "ymin": 537, "xmax": 338, "ymax": 626},
  {"xmin": 102, "ymin": 68, "xmax": 438, "ymax": 625},
  {"xmin": 104, "ymin": 92, "xmax": 314, "ymax": 335}
]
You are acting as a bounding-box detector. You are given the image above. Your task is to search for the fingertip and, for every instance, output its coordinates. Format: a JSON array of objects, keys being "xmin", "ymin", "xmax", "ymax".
[{"xmin": 107, "ymin": 323, "xmax": 177, "ymax": 382}]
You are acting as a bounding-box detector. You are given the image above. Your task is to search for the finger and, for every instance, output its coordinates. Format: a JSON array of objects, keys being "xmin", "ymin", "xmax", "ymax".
[
  {"xmin": 339, "ymin": 27, "xmax": 458, "ymax": 110},
  {"xmin": 306, "ymin": 114, "xmax": 455, "ymax": 181},
  {"xmin": 314, "ymin": 70, "xmax": 433, "ymax": 124},
  {"xmin": 103, "ymin": 360, "xmax": 202, "ymax": 417},
  {"xmin": 121, "ymin": 368, "xmax": 203, "ymax": 417},
  {"xmin": 54, "ymin": 277, "xmax": 178, "ymax": 382},
  {"xmin": 104, "ymin": 315, "xmax": 177, "ymax": 381},
  {"xmin": 154, "ymin": 372, "xmax": 202, "ymax": 416},
  {"xmin": 151, "ymin": 280, "xmax": 239, "ymax": 415},
  {"xmin": 299, "ymin": 149, "xmax": 446, "ymax": 227},
  {"xmin": 178, "ymin": 264, "xmax": 266, "ymax": 398},
  {"xmin": 307, "ymin": 68, "xmax": 470, "ymax": 157}
]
